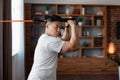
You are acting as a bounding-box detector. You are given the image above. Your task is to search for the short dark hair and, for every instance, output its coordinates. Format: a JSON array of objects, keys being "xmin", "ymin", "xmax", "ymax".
[{"xmin": 46, "ymin": 15, "xmax": 62, "ymax": 22}]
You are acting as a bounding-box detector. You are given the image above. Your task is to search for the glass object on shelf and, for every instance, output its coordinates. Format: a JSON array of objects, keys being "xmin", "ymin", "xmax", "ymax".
[
  {"xmin": 83, "ymin": 30, "xmax": 86, "ymax": 36},
  {"xmin": 86, "ymin": 31, "xmax": 90, "ymax": 36},
  {"xmin": 82, "ymin": 27, "xmax": 91, "ymax": 36},
  {"xmin": 83, "ymin": 30, "xmax": 90, "ymax": 36}
]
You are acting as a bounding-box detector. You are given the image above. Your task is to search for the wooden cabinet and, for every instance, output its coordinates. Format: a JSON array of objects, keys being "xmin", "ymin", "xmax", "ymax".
[{"xmin": 25, "ymin": 3, "xmax": 111, "ymax": 78}]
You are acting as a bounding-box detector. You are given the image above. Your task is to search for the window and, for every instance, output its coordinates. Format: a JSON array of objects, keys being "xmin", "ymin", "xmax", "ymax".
[{"xmin": 12, "ymin": 0, "xmax": 24, "ymax": 56}]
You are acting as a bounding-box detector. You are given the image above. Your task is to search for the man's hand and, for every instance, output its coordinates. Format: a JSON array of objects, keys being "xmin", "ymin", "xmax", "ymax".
[
  {"xmin": 61, "ymin": 22, "xmax": 70, "ymax": 41},
  {"xmin": 61, "ymin": 19, "xmax": 79, "ymax": 54},
  {"xmin": 67, "ymin": 20, "xmax": 76, "ymax": 27}
]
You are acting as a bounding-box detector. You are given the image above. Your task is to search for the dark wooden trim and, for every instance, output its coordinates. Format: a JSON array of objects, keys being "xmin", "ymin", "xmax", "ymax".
[
  {"xmin": 0, "ymin": 0, "xmax": 3, "ymax": 79},
  {"xmin": 3, "ymin": 0, "xmax": 12, "ymax": 80},
  {"xmin": 0, "ymin": 26, "xmax": 3, "ymax": 80},
  {"xmin": 3, "ymin": 27, "xmax": 12, "ymax": 80}
]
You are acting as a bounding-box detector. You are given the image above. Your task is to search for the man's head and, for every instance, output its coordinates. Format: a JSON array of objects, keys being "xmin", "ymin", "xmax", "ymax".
[{"xmin": 45, "ymin": 15, "xmax": 62, "ymax": 37}]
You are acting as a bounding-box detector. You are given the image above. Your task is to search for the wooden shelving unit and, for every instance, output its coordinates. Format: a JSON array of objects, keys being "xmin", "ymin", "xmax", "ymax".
[{"xmin": 24, "ymin": 3, "xmax": 110, "ymax": 79}]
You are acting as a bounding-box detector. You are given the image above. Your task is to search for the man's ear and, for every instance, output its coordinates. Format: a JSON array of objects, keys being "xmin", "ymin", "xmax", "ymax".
[{"xmin": 46, "ymin": 24, "xmax": 49, "ymax": 29}]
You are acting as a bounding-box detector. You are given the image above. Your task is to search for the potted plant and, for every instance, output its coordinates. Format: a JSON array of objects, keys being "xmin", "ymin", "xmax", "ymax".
[
  {"xmin": 78, "ymin": 17, "xmax": 84, "ymax": 25},
  {"xmin": 45, "ymin": 6, "xmax": 51, "ymax": 14}
]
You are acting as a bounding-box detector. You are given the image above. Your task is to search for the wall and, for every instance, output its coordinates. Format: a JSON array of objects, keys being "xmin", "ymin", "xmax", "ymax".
[
  {"xmin": 25, "ymin": 0, "xmax": 120, "ymax": 5},
  {"xmin": 107, "ymin": 6, "xmax": 120, "ymax": 53},
  {"xmin": 12, "ymin": 0, "xmax": 25, "ymax": 80}
]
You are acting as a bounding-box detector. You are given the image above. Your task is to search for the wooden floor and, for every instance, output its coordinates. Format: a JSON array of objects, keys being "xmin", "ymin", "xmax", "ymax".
[{"xmin": 57, "ymin": 74, "xmax": 118, "ymax": 80}]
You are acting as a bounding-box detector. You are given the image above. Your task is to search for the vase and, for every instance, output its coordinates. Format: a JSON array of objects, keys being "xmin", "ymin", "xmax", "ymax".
[
  {"xmin": 78, "ymin": 22, "xmax": 82, "ymax": 26},
  {"xmin": 45, "ymin": 10, "xmax": 49, "ymax": 15},
  {"xmin": 82, "ymin": 7, "xmax": 85, "ymax": 15},
  {"xmin": 66, "ymin": 8, "xmax": 70, "ymax": 14}
]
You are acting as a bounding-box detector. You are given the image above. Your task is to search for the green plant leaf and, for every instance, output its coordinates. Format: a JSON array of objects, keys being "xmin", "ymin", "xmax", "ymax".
[
  {"xmin": 78, "ymin": 17, "xmax": 84, "ymax": 22},
  {"xmin": 46, "ymin": 6, "xmax": 51, "ymax": 10}
]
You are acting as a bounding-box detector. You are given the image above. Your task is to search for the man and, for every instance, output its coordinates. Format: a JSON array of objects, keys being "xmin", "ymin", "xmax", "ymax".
[{"xmin": 27, "ymin": 15, "xmax": 79, "ymax": 80}]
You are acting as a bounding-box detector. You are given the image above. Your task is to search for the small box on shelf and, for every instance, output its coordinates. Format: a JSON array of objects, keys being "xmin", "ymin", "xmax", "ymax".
[
  {"xmin": 35, "ymin": 10, "xmax": 43, "ymax": 15},
  {"xmin": 94, "ymin": 16, "xmax": 104, "ymax": 26}
]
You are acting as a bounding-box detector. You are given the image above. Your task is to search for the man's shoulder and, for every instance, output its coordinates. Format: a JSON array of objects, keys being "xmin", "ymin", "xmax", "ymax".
[
  {"xmin": 38, "ymin": 34, "xmax": 62, "ymax": 45},
  {"xmin": 41, "ymin": 34, "xmax": 61, "ymax": 40},
  {"xmin": 49, "ymin": 36, "xmax": 62, "ymax": 43}
]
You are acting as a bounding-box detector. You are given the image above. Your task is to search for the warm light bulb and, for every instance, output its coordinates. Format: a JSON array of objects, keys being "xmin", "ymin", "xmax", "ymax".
[{"xmin": 108, "ymin": 42, "xmax": 116, "ymax": 55}]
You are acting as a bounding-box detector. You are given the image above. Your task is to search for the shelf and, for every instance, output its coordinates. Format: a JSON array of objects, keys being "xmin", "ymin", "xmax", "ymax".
[
  {"xmin": 79, "ymin": 36, "xmax": 103, "ymax": 38},
  {"xmin": 79, "ymin": 36, "xmax": 93, "ymax": 38},
  {"xmin": 33, "ymin": 13, "xmax": 51, "ymax": 15},
  {"xmin": 94, "ymin": 36, "xmax": 104, "ymax": 38},
  {"xmin": 32, "ymin": 14, "xmax": 43, "ymax": 16},
  {"xmin": 56, "ymin": 14, "xmax": 80, "ymax": 16},
  {"xmin": 81, "ymin": 14, "xmax": 104, "ymax": 17},
  {"xmin": 80, "ymin": 47, "xmax": 104, "ymax": 49},
  {"xmin": 32, "ymin": 23, "xmax": 45, "ymax": 26},
  {"xmin": 56, "ymin": 14, "xmax": 104, "ymax": 17},
  {"xmin": 80, "ymin": 25, "xmax": 104, "ymax": 27}
]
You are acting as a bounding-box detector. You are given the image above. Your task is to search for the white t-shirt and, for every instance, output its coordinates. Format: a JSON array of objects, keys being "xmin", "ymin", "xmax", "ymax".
[{"xmin": 27, "ymin": 34, "xmax": 65, "ymax": 80}]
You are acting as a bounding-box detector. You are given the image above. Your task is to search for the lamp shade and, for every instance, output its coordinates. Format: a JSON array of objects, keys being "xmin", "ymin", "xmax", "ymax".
[{"xmin": 108, "ymin": 42, "xmax": 116, "ymax": 55}]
